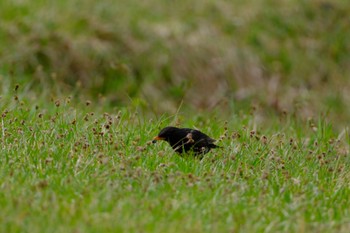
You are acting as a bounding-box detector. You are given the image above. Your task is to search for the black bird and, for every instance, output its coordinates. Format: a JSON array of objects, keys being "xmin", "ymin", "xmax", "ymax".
[{"xmin": 152, "ymin": 126, "xmax": 219, "ymax": 156}]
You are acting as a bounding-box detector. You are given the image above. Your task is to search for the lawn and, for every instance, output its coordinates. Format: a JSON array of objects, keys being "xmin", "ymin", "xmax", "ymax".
[
  {"xmin": 0, "ymin": 82, "xmax": 349, "ymax": 233},
  {"xmin": 1, "ymin": 0, "xmax": 350, "ymax": 232}
]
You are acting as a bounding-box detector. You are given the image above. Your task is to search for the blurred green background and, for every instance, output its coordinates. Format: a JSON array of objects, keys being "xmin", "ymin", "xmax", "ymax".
[{"xmin": 1, "ymin": 0, "xmax": 349, "ymax": 127}]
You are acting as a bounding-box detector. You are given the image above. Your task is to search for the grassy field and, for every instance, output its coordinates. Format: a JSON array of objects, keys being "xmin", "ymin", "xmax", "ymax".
[
  {"xmin": 1, "ymin": 82, "xmax": 349, "ymax": 233},
  {"xmin": 1, "ymin": 0, "xmax": 350, "ymax": 232},
  {"xmin": 1, "ymin": 0, "xmax": 350, "ymax": 124}
]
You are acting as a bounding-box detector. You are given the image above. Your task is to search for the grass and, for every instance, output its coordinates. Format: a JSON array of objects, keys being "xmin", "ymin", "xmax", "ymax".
[
  {"xmin": 1, "ymin": 0, "xmax": 350, "ymax": 125},
  {"xmin": 1, "ymin": 0, "xmax": 350, "ymax": 232},
  {"xmin": 1, "ymin": 82, "xmax": 349, "ymax": 233}
]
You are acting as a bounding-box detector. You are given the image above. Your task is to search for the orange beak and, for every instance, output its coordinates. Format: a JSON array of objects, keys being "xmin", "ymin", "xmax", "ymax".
[{"xmin": 152, "ymin": 136, "xmax": 165, "ymax": 143}]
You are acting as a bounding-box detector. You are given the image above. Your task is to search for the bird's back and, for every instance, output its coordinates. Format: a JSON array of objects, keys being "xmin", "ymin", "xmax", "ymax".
[{"xmin": 170, "ymin": 128, "xmax": 217, "ymax": 154}]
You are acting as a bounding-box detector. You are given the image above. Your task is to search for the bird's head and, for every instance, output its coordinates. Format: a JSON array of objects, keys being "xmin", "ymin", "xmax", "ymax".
[{"xmin": 152, "ymin": 126, "xmax": 179, "ymax": 143}]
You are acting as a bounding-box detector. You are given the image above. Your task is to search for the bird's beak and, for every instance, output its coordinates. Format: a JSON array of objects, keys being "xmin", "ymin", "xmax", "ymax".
[{"xmin": 152, "ymin": 136, "xmax": 165, "ymax": 143}]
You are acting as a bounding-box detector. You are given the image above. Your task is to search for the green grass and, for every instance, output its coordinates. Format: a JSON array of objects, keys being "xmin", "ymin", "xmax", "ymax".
[
  {"xmin": 1, "ymin": 83, "xmax": 349, "ymax": 233},
  {"xmin": 1, "ymin": 0, "xmax": 350, "ymax": 126},
  {"xmin": 1, "ymin": 0, "xmax": 350, "ymax": 232}
]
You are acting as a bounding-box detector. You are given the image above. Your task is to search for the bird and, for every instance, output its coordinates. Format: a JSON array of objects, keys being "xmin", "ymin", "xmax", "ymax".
[{"xmin": 152, "ymin": 126, "xmax": 220, "ymax": 156}]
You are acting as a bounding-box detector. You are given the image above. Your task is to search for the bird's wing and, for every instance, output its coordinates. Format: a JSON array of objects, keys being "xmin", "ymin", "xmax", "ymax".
[{"xmin": 189, "ymin": 129, "xmax": 216, "ymax": 144}]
